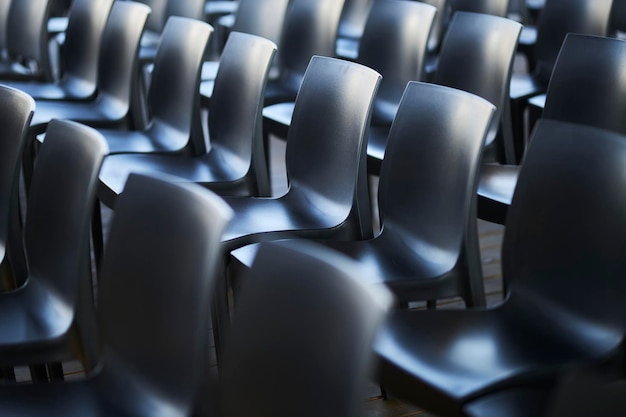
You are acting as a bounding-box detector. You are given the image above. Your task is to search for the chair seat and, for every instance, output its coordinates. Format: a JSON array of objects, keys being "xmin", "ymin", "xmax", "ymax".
[
  {"xmin": 510, "ymin": 72, "xmax": 547, "ymax": 101},
  {"xmin": 463, "ymin": 385, "xmax": 554, "ymax": 417},
  {"xmin": 95, "ymin": 123, "xmax": 191, "ymax": 154},
  {"xmin": 366, "ymin": 125, "xmax": 391, "ymax": 174},
  {"xmin": 30, "ymin": 99, "xmax": 130, "ymax": 134},
  {"xmin": 1, "ymin": 78, "xmax": 96, "ymax": 101},
  {"xmin": 375, "ymin": 302, "xmax": 610, "ymax": 407},
  {"xmin": 201, "ymin": 60, "xmax": 219, "ymax": 80},
  {"xmin": 204, "ymin": 1, "xmax": 238, "ymax": 16},
  {"xmin": 476, "ymin": 164, "xmax": 519, "ymax": 224}
]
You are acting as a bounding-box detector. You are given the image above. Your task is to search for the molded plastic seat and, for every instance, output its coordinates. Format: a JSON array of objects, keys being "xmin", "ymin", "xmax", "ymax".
[
  {"xmin": 97, "ymin": 32, "xmax": 276, "ymax": 210},
  {"xmin": 374, "ymin": 119, "xmax": 626, "ymax": 417},
  {"xmin": 201, "ymin": 0, "xmax": 345, "ymax": 107},
  {"xmin": 232, "ymin": 81, "xmax": 495, "ymax": 308},
  {"xmin": 2, "ymin": 0, "xmax": 112, "ymax": 101},
  {"xmin": 0, "ymin": 86, "xmax": 35, "ymax": 291},
  {"xmin": 200, "ymin": 0, "xmax": 289, "ymax": 82},
  {"xmin": 212, "ymin": 56, "xmax": 380, "ymax": 356},
  {"xmin": 334, "ymin": 0, "xmax": 374, "ymax": 59},
  {"xmin": 0, "ymin": 120, "xmax": 107, "ymax": 381},
  {"xmin": 219, "ymin": 241, "xmax": 392, "ymax": 417},
  {"xmin": 478, "ymin": 34, "xmax": 626, "ymax": 225},
  {"xmin": 263, "ymin": 0, "xmax": 437, "ymax": 176},
  {"xmin": 509, "ymin": 0, "xmax": 612, "ymax": 162},
  {"xmin": 0, "ymin": 0, "xmax": 54, "ymax": 82},
  {"xmin": 28, "ymin": 1, "xmax": 150, "ymax": 135},
  {"xmin": 0, "ymin": 173, "xmax": 232, "ymax": 417},
  {"xmin": 91, "ymin": 16, "xmax": 212, "ymax": 158}
]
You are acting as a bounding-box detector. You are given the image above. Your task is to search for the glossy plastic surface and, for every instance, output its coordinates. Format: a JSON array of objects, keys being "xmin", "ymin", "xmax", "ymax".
[
  {"xmin": 94, "ymin": 16, "xmax": 212, "ymax": 156},
  {"xmin": 0, "ymin": 173, "xmax": 232, "ymax": 417},
  {"xmin": 2, "ymin": 0, "xmax": 112, "ymax": 100},
  {"xmin": 220, "ymin": 241, "xmax": 392, "ymax": 417},
  {"xmin": 0, "ymin": 120, "xmax": 107, "ymax": 371},
  {"xmin": 375, "ymin": 119, "xmax": 626, "ymax": 416},
  {"xmin": 98, "ymin": 32, "xmax": 277, "ymax": 208},
  {"xmin": 28, "ymin": 1, "xmax": 150, "ymax": 133}
]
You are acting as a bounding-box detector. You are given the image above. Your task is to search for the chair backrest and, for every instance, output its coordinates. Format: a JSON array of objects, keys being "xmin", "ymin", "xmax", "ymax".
[
  {"xmin": 338, "ymin": 0, "xmax": 373, "ymax": 40},
  {"xmin": 358, "ymin": 0, "xmax": 437, "ymax": 125},
  {"xmin": 434, "ymin": 11, "xmax": 522, "ymax": 163},
  {"xmin": 379, "ymin": 82, "xmax": 495, "ymax": 272},
  {"xmin": 0, "ymin": 86, "xmax": 35, "ymax": 288},
  {"xmin": 285, "ymin": 56, "xmax": 381, "ymax": 239},
  {"xmin": 609, "ymin": 0, "xmax": 626, "ymax": 37},
  {"xmin": 24, "ymin": 119, "xmax": 108, "ymax": 310},
  {"xmin": 0, "ymin": 0, "xmax": 11, "ymax": 56},
  {"xmin": 96, "ymin": 1, "xmax": 150, "ymax": 127},
  {"xmin": 277, "ymin": 0, "xmax": 346, "ymax": 94},
  {"xmin": 6, "ymin": 0, "xmax": 52, "ymax": 80},
  {"xmin": 97, "ymin": 173, "xmax": 232, "ymax": 413},
  {"xmin": 449, "ymin": 0, "xmax": 509, "ymax": 17},
  {"xmin": 164, "ymin": 0, "xmax": 205, "ymax": 23},
  {"xmin": 60, "ymin": 0, "xmax": 113, "ymax": 98},
  {"xmin": 148, "ymin": 16, "xmax": 212, "ymax": 154},
  {"xmin": 418, "ymin": 0, "xmax": 448, "ymax": 53},
  {"xmin": 207, "ymin": 32, "xmax": 277, "ymax": 196},
  {"xmin": 219, "ymin": 240, "xmax": 392, "ymax": 417},
  {"xmin": 504, "ymin": 119, "xmax": 626, "ymax": 341},
  {"xmin": 541, "ymin": 34, "xmax": 626, "ymax": 136},
  {"xmin": 231, "ymin": 0, "xmax": 290, "ymax": 47},
  {"xmin": 533, "ymin": 0, "xmax": 612, "ymax": 83}
]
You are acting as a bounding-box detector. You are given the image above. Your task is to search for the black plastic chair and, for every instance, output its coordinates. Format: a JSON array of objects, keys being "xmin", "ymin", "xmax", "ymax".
[
  {"xmin": 0, "ymin": 119, "xmax": 107, "ymax": 383},
  {"xmin": 89, "ymin": 16, "xmax": 212, "ymax": 158},
  {"xmin": 334, "ymin": 0, "xmax": 373, "ymax": 59},
  {"xmin": 0, "ymin": 0, "xmax": 54, "ymax": 82},
  {"xmin": 0, "ymin": 0, "xmax": 11, "ymax": 61},
  {"xmin": 0, "ymin": 86, "xmax": 35, "ymax": 292},
  {"xmin": 200, "ymin": 0, "xmax": 289, "ymax": 82},
  {"xmin": 374, "ymin": 119, "xmax": 626, "ymax": 417},
  {"xmin": 232, "ymin": 81, "xmax": 496, "ymax": 309},
  {"xmin": 219, "ymin": 240, "xmax": 392, "ymax": 417},
  {"xmin": 97, "ymin": 32, "xmax": 276, "ymax": 209},
  {"xmin": 432, "ymin": 12, "xmax": 521, "ymax": 166},
  {"xmin": 263, "ymin": 0, "xmax": 437, "ymax": 176},
  {"xmin": 213, "ymin": 56, "xmax": 380, "ymax": 357},
  {"xmin": 211, "ymin": 0, "xmax": 345, "ymax": 107},
  {"xmin": 478, "ymin": 33, "xmax": 626, "ymax": 225},
  {"xmin": 1, "ymin": 0, "xmax": 112, "ymax": 101},
  {"xmin": 23, "ymin": 1, "xmax": 149, "ymax": 188},
  {"xmin": 509, "ymin": 0, "xmax": 612, "ymax": 162},
  {"xmin": 0, "ymin": 173, "xmax": 232, "ymax": 417}
]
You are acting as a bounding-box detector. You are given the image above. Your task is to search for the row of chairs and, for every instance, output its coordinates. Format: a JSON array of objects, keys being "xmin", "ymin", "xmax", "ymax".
[{"xmin": 0, "ymin": 0, "xmax": 624, "ymax": 416}]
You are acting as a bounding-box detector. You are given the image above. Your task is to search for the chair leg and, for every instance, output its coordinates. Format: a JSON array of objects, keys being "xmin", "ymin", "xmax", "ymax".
[
  {"xmin": 211, "ymin": 262, "xmax": 231, "ymax": 370},
  {"xmin": 29, "ymin": 364, "xmax": 49, "ymax": 383},
  {"xmin": 91, "ymin": 200, "xmax": 104, "ymax": 273},
  {"xmin": 47, "ymin": 363, "xmax": 64, "ymax": 382}
]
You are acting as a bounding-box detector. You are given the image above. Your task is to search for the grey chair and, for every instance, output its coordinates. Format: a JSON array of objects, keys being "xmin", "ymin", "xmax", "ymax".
[
  {"xmin": 219, "ymin": 240, "xmax": 392, "ymax": 417},
  {"xmin": 375, "ymin": 119, "xmax": 626, "ymax": 417},
  {"xmin": 231, "ymin": 81, "xmax": 496, "ymax": 309},
  {"xmin": 0, "ymin": 120, "xmax": 107, "ymax": 383},
  {"xmin": 478, "ymin": 34, "xmax": 626, "ymax": 225},
  {"xmin": 0, "ymin": 173, "xmax": 232, "ymax": 417},
  {"xmin": 2, "ymin": 0, "xmax": 113, "ymax": 101}
]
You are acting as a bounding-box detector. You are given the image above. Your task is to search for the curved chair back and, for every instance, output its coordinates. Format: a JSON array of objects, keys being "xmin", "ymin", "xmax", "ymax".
[
  {"xmin": 232, "ymin": 0, "xmax": 290, "ymax": 47},
  {"xmin": 60, "ymin": 0, "xmax": 113, "ymax": 99},
  {"xmin": 285, "ymin": 56, "xmax": 381, "ymax": 239},
  {"xmin": 96, "ymin": 0, "xmax": 150, "ymax": 128},
  {"xmin": 358, "ymin": 0, "xmax": 436, "ymax": 126},
  {"xmin": 6, "ymin": 0, "xmax": 52, "ymax": 81},
  {"xmin": 277, "ymin": 0, "xmax": 346, "ymax": 96},
  {"xmin": 148, "ymin": 16, "xmax": 213, "ymax": 154},
  {"xmin": 449, "ymin": 0, "xmax": 509, "ymax": 17},
  {"xmin": 338, "ymin": 0, "xmax": 373, "ymax": 41},
  {"xmin": 0, "ymin": 0, "xmax": 11, "ymax": 58},
  {"xmin": 139, "ymin": 0, "xmax": 167, "ymax": 33},
  {"xmin": 97, "ymin": 173, "xmax": 232, "ymax": 414},
  {"xmin": 504, "ymin": 119, "xmax": 626, "ymax": 341},
  {"xmin": 0, "ymin": 86, "xmax": 35, "ymax": 288},
  {"xmin": 419, "ymin": 0, "xmax": 448, "ymax": 53},
  {"xmin": 165, "ymin": 0, "xmax": 205, "ymax": 22},
  {"xmin": 219, "ymin": 241, "xmax": 392, "ymax": 417},
  {"xmin": 208, "ymin": 32, "xmax": 277, "ymax": 196},
  {"xmin": 542, "ymin": 34, "xmax": 626, "ymax": 136},
  {"xmin": 533, "ymin": 0, "xmax": 612, "ymax": 83},
  {"xmin": 24, "ymin": 119, "xmax": 107, "ymax": 325},
  {"xmin": 379, "ymin": 81, "xmax": 495, "ymax": 302},
  {"xmin": 434, "ymin": 11, "xmax": 521, "ymax": 163},
  {"xmin": 609, "ymin": 0, "xmax": 626, "ymax": 36}
]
